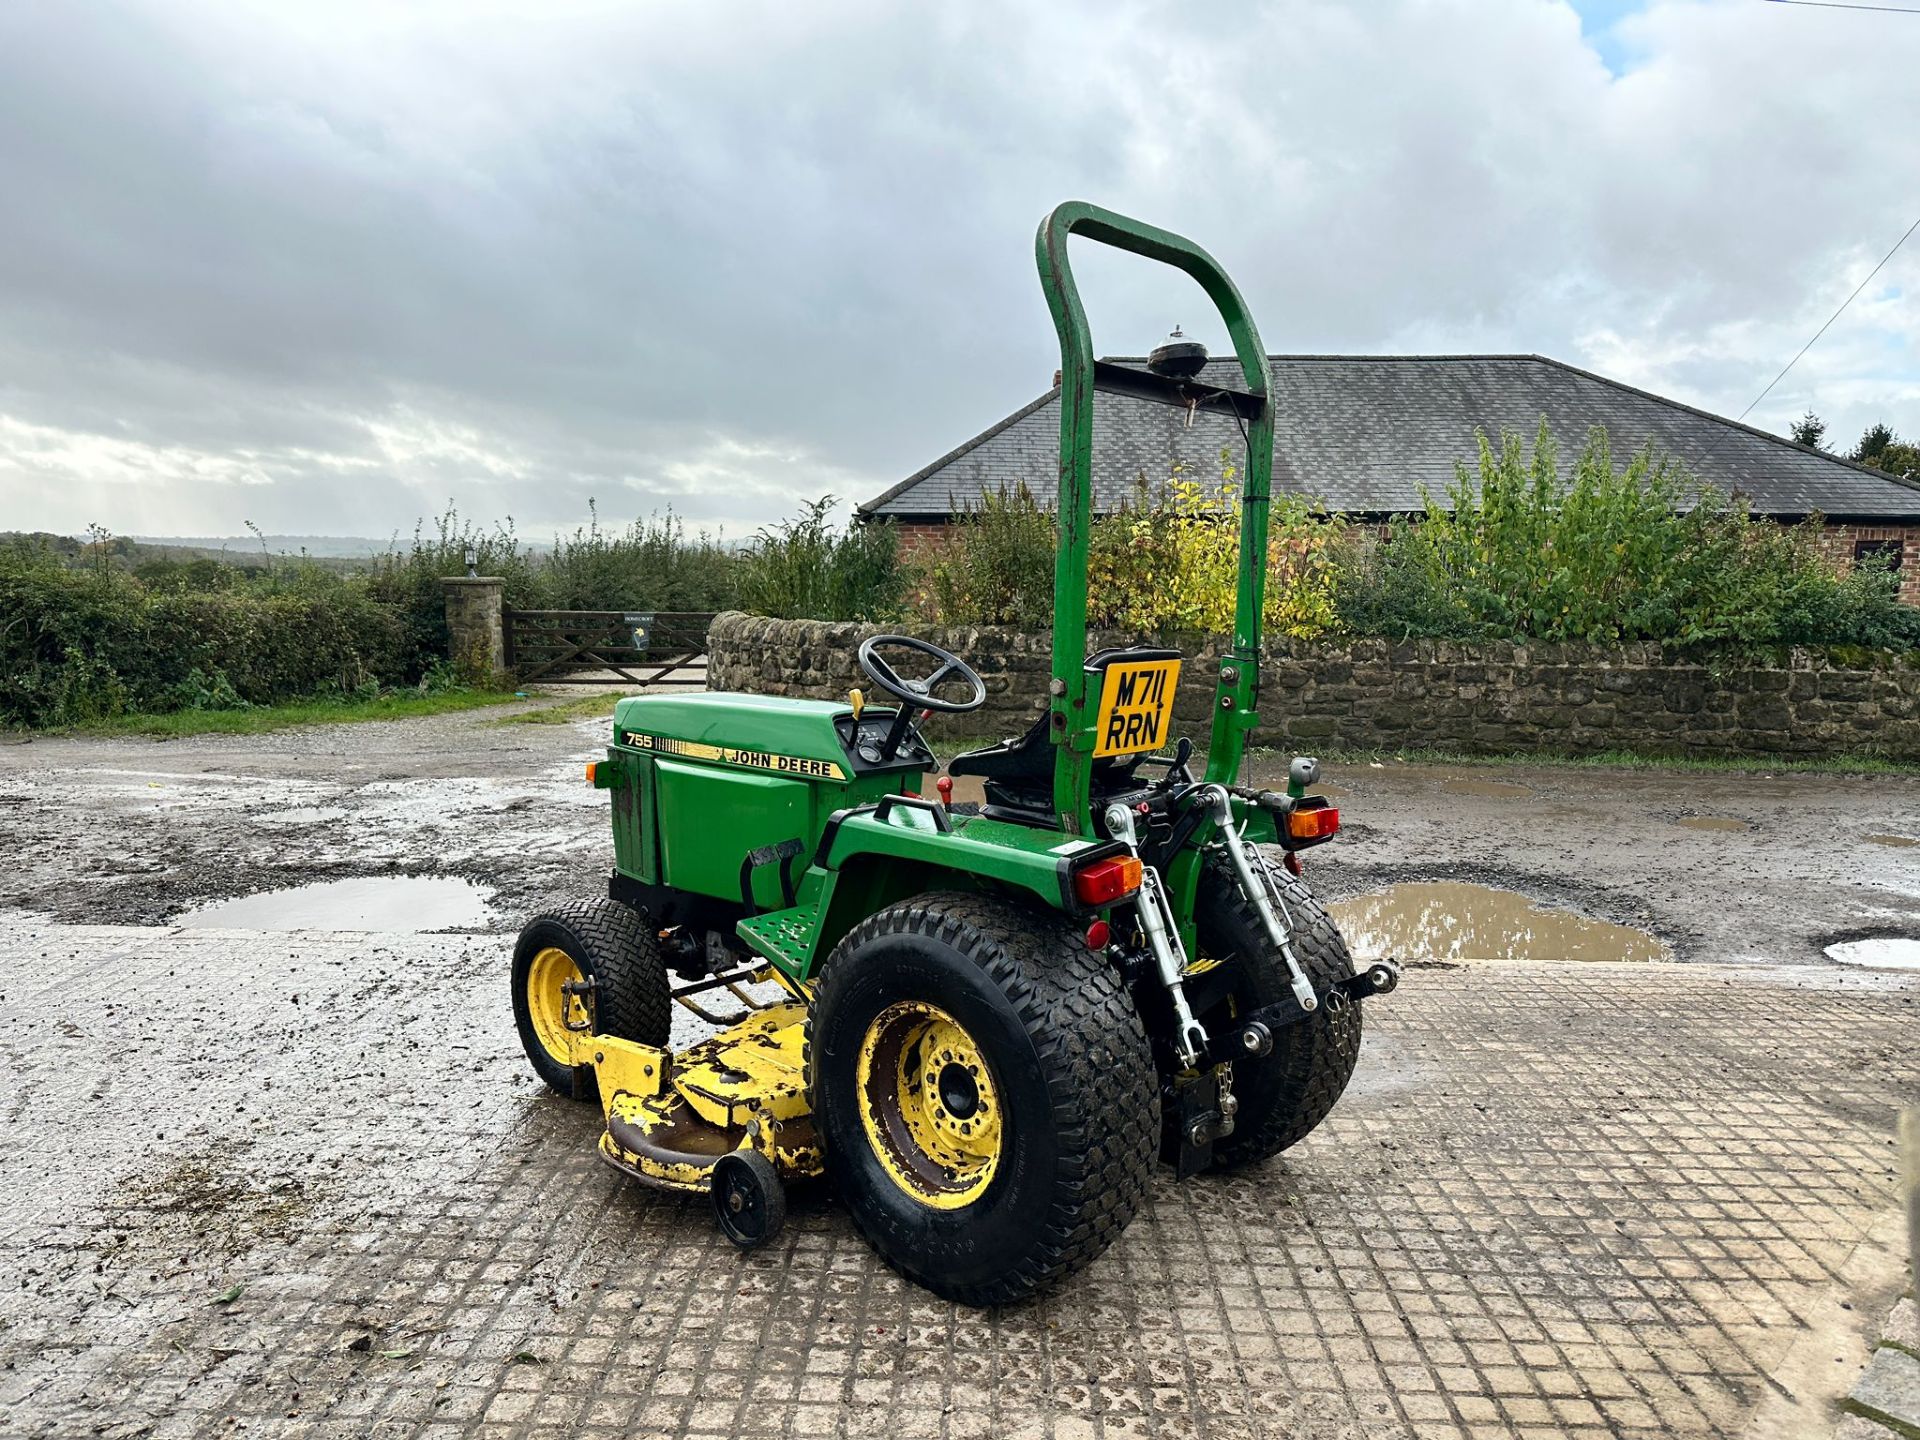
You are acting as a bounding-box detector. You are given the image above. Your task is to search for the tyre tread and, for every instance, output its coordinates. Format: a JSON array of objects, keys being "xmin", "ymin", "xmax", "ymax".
[
  {"xmin": 809, "ymin": 890, "xmax": 1158, "ymax": 1307},
  {"xmin": 1199, "ymin": 852, "xmax": 1362, "ymax": 1164}
]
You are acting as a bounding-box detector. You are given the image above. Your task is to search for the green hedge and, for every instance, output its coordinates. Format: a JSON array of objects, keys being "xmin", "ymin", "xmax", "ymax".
[{"xmin": 0, "ymin": 552, "xmax": 411, "ymax": 727}]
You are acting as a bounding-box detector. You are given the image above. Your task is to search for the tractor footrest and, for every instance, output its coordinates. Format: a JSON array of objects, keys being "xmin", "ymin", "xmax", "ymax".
[{"xmin": 736, "ymin": 900, "xmax": 823, "ymax": 974}]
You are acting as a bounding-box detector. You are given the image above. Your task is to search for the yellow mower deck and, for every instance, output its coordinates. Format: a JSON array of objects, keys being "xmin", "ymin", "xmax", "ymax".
[{"xmin": 592, "ymin": 1001, "xmax": 824, "ymax": 1194}]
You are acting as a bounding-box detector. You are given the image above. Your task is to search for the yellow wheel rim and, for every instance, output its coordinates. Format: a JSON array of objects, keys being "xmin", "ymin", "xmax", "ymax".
[
  {"xmin": 527, "ymin": 946, "xmax": 589, "ymax": 1065},
  {"xmin": 855, "ymin": 1001, "xmax": 1002, "ymax": 1210}
]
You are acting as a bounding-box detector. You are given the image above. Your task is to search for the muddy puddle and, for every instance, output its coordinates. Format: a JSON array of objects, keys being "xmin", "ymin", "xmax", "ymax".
[
  {"xmin": 177, "ymin": 876, "xmax": 495, "ymax": 931},
  {"xmin": 1677, "ymin": 816, "xmax": 1749, "ymax": 833},
  {"xmin": 1823, "ymin": 937, "xmax": 1920, "ymax": 971},
  {"xmin": 1865, "ymin": 833, "xmax": 1918, "ymax": 849},
  {"xmin": 1329, "ymin": 882, "xmax": 1670, "ymax": 964}
]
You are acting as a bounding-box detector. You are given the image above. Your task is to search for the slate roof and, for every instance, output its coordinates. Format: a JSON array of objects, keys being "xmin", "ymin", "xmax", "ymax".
[{"xmin": 860, "ymin": 355, "xmax": 1920, "ymax": 522}]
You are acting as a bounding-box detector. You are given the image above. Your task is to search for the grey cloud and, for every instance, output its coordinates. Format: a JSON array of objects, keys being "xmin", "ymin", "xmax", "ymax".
[{"xmin": 1, "ymin": 0, "xmax": 1916, "ymax": 538}]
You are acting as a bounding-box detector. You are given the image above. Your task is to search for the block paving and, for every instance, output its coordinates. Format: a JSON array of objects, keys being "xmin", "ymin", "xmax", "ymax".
[{"xmin": 1, "ymin": 914, "xmax": 1915, "ymax": 1438}]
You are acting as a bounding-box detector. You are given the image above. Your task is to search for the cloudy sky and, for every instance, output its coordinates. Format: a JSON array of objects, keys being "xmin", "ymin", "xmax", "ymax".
[{"xmin": 1, "ymin": 0, "xmax": 1917, "ymax": 542}]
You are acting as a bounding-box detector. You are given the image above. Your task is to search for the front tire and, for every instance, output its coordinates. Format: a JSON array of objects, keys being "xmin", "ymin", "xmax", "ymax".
[
  {"xmin": 808, "ymin": 892, "xmax": 1158, "ymax": 1307},
  {"xmin": 1192, "ymin": 852, "xmax": 1363, "ymax": 1166},
  {"xmin": 512, "ymin": 898, "xmax": 670, "ymax": 1101}
]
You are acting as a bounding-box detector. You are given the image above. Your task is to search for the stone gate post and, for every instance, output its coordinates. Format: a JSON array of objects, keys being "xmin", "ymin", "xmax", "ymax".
[{"xmin": 441, "ymin": 576, "xmax": 510, "ymax": 687}]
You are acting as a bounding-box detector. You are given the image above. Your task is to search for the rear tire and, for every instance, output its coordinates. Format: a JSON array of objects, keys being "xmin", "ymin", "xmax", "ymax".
[
  {"xmin": 807, "ymin": 892, "xmax": 1157, "ymax": 1307},
  {"xmin": 1193, "ymin": 852, "xmax": 1362, "ymax": 1166},
  {"xmin": 512, "ymin": 898, "xmax": 670, "ymax": 1101}
]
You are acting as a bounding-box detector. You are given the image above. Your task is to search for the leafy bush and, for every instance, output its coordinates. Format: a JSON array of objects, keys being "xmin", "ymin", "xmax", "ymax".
[
  {"xmin": 735, "ymin": 497, "xmax": 902, "ymax": 621},
  {"xmin": 0, "ymin": 544, "xmax": 412, "ymax": 728},
  {"xmin": 915, "ymin": 484, "xmax": 1060, "ymax": 626},
  {"xmin": 1361, "ymin": 421, "xmax": 1919, "ymax": 648},
  {"xmin": 1088, "ymin": 469, "xmax": 1342, "ymax": 638},
  {"xmin": 908, "ymin": 426, "xmax": 1916, "ymax": 655},
  {"xmin": 915, "ymin": 467, "xmax": 1344, "ymax": 639}
]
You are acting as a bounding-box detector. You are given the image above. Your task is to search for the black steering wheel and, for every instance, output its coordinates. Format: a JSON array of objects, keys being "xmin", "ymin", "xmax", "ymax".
[
  {"xmin": 857, "ymin": 635, "xmax": 988, "ymax": 714},
  {"xmin": 855, "ymin": 635, "xmax": 987, "ymax": 764}
]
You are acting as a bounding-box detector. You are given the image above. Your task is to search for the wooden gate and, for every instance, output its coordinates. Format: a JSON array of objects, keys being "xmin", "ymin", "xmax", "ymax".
[{"xmin": 504, "ymin": 610, "xmax": 715, "ymax": 687}]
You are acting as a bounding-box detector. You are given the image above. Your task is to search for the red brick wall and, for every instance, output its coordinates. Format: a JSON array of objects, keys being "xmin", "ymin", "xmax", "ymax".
[
  {"xmin": 889, "ymin": 522, "xmax": 954, "ymax": 553},
  {"xmin": 1813, "ymin": 522, "xmax": 1920, "ymax": 605}
]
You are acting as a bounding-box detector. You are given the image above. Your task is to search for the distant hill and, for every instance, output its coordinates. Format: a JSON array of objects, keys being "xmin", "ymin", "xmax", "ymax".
[
  {"xmin": 2, "ymin": 531, "xmax": 378, "ymax": 575},
  {"xmin": 126, "ymin": 534, "xmax": 390, "ymax": 559}
]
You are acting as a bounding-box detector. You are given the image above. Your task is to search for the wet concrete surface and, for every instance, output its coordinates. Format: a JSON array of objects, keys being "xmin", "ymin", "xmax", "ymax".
[
  {"xmin": 3, "ymin": 708, "xmax": 1915, "ymax": 967},
  {"xmin": 3, "ymin": 703, "xmax": 1920, "ymax": 1437},
  {"xmin": 2, "ymin": 915, "xmax": 1916, "ymax": 1439}
]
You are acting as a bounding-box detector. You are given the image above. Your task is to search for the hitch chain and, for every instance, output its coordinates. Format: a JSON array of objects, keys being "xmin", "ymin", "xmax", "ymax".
[
  {"xmin": 1185, "ymin": 1060, "xmax": 1239, "ymax": 1148},
  {"xmin": 1204, "ymin": 784, "xmax": 1318, "ymax": 1016},
  {"xmin": 1214, "ymin": 1059, "xmax": 1238, "ymax": 1136},
  {"xmin": 1103, "ymin": 803, "xmax": 1208, "ymax": 1070}
]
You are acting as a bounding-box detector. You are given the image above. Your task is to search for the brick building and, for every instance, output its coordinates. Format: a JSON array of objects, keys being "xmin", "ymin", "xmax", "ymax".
[{"xmin": 859, "ymin": 354, "xmax": 1920, "ymax": 603}]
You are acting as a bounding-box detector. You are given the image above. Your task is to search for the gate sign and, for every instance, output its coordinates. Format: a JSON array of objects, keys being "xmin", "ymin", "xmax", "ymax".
[
  {"xmin": 1093, "ymin": 657, "xmax": 1182, "ymax": 758},
  {"xmin": 624, "ymin": 612, "xmax": 654, "ymax": 653}
]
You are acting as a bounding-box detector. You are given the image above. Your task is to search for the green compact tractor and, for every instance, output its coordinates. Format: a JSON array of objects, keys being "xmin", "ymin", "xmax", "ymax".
[{"xmin": 511, "ymin": 201, "xmax": 1397, "ymax": 1306}]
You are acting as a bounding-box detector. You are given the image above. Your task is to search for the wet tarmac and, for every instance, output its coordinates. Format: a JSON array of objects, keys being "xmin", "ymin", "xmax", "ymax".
[{"xmin": 1675, "ymin": 815, "xmax": 1749, "ymax": 833}]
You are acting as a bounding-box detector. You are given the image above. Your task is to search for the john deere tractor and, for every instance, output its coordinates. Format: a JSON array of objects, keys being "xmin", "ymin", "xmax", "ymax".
[{"xmin": 511, "ymin": 201, "xmax": 1397, "ymax": 1306}]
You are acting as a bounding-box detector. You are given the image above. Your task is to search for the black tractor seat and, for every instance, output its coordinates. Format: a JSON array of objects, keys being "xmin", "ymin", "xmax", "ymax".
[
  {"xmin": 948, "ymin": 712, "xmax": 1053, "ymax": 785},
  {"xmin": 949, "ymin": 712, "xmax": 1153, "ymax": 827}
]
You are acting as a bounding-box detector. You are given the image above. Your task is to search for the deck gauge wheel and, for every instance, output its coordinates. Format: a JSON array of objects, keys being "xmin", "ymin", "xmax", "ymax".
[{"xmin": 711, "ymin": 1151, "xmax": 786, "ymax": 1250}]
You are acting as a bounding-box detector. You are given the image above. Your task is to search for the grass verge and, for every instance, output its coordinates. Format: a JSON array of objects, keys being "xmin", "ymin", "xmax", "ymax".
[
  {"xmin": 41, "ymin": 689, "xmax": 523, "ymax": 739},
  {"xmin": 493, "ymin": 693, "xmax": 622, "ymax": 726}
]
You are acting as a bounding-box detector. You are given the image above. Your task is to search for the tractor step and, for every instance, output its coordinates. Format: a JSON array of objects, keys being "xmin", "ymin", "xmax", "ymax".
[{"xmin": 736, "ymin": 899, "xmax": 823, "ymax": 973}]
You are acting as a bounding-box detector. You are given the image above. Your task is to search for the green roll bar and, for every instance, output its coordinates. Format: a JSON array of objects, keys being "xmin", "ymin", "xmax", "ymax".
[{"xmin": 1034, "ymin": 201, "xmax": 1276, "ymax": 834}]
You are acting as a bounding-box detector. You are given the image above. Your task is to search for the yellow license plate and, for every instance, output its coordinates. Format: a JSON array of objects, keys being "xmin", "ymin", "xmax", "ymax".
[{"xmin": 1093, "ymin": 658, "xmax": 1181, "ymax": 758}]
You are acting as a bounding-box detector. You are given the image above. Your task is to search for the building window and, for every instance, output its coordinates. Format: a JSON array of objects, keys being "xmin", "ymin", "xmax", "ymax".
[{"xmin": 1854, "ymin": 538, "xmax": 1903, "ymax": 574}]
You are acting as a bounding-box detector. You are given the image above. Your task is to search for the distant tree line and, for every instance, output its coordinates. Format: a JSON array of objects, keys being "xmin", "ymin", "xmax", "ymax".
[{"xmin": 1790, "ymin": 411, "xmax": 1920, "ymax": 483}]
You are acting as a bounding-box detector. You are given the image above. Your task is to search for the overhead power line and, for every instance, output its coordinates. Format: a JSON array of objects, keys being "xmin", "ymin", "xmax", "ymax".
[
  {"xmin": 1727, "ymin": 214, "xmax": 1920, "ymax": 429},
  {"xmin": 1761, "ymin": 0, "xmax": 1920, "ymax": 14}
]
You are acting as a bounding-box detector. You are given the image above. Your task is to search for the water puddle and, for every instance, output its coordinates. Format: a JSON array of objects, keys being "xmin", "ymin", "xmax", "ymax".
[
  {"xmin": 1865, "ymin": 833, "xmax": 1919, "ymax": 849},
  {"xmin": 1676, "ymin": 816, "xmax": 1749, "ymax": 833},
  {"xmin": 178, "ymin": 876, "xmax": 495, "ymax": 932},
  {"xmin": 1328, "ymin": 882, "xmax": 1669, "ymax": 964},
  {"xmin": 1824, "ymin": 937, "xmax": 1920, "ymax": 971},
  {"xmin": 1439, "ymin": 778, "xmax": 1532, "ymax": 800},
  {"xmin": 255, "ymin": 805, "xmax": 351, "ymax": 826}
]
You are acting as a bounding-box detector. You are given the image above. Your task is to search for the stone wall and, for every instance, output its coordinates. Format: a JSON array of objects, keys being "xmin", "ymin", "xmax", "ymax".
[{"xmin": 707, "ymin": 611, "xmax": 1920, "ymax": 760}]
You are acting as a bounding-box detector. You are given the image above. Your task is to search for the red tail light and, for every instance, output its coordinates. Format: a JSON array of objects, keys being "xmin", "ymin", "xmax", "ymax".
[
  {"xmin": 1072, "ymin": 855, "xmax": 1143, "ymax": 906},
  {"xmin": 1285, "ymin": 804, "xmax": 1340, "ymax": 843}
]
